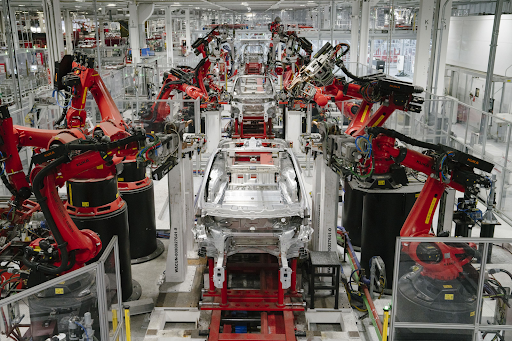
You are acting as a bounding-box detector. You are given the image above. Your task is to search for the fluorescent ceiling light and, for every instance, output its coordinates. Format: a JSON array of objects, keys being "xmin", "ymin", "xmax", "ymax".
[
  {"xmin": 241, "ymin": 2, "xmax": 248, "ymax": 5},
  {"xmin": 195, "ymin": 7, "xmax": 200, "ymax": 9},
  {"xmin": 107, "ymin": 3, "xmax": 116, "ymax": 7}
]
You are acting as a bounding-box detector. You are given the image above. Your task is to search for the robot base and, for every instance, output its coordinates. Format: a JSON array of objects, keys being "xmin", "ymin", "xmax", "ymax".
[{"xmin": 395, "ymin": 268, "xmax": 478, "ymax": 341}]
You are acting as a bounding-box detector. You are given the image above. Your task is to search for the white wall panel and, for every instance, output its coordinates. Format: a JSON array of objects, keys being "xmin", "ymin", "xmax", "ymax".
[{"xmin": 447, "ymin": 15, "xmax": 512, "ymax": 76}]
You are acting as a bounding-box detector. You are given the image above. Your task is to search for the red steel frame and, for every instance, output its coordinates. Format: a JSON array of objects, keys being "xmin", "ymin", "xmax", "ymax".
[{"xmin": 204, "ymin": 256, "xmax": 302, "ymax": 341}]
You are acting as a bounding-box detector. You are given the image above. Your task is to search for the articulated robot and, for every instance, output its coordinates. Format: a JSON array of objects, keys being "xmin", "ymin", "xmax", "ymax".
[
  {"xmin": 292, "ymin": 41, "xmax": 495, "ymax": 335},
  {"xmin": 0, "ymin": 104, "xmax": 146, "ymax": 277},
  {"xmin": 268, "ymin": 17, "xmax": 313, "ymax": 83},
  {"xmin": 288, "ymin": 42, "xmax": 423, "ymax": 139},
  {"xmin": 139, "ymin": 26, "xmax": 236, "ymax": 132}
]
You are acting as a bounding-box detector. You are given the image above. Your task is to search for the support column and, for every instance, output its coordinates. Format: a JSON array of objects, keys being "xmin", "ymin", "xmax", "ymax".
[
  {"xmin": 311, "ymin": 157, "xmax": 339, "ymax": 252},
  {"xmin": 350, "ymin": 0, "xmax": 360, "ymax": 74},
  {"xmin": 52, "ymin": 0, "xmax": 65, "ymax": 60},
  {"xmin": 64, "ymin": 10, "xmax": 73, "ymax": 54},
  {"xmin": 185, "ymin": 9, "xmax": 191, "ymax": 55},
  {"xmin": 8, "ymin": 2, "xmax": 19, "ymax": 50},
  {"xmin": 165, "ymin": 157, "xmax": 188, "ymax": 283},
  {"xmin": 358, "ymin": 0, "xmax": 370, "ymax": 66},
  {"xmin": 99, "ymin": 20, "xmax": 105, "ymax": 48},
  {"xmin": 413, "ymin": 0, "xmax": 435, "ymax": 91},
  {"xmin": 432, "ymin": 0, "xmax": 453, "ymax": 96},
  {"xmin": 481, "ymin": 0, "xmax": 504, "ymax": 149},
  {"xmin": 129, "ymin": 2, "xmax": 140, "ymax": 64},
  {"xmin": 38, "ymin": 12, "xmax": 46, "ymax": 33},
  {"xmin": 330, "ymin": 0, "xmax": 335, "ymax": 44},
  {"xmin": 138, "ymin": 4, "xmax": 154, "ymax": 49},
  {"xmin": 3, "ymin": 0, "xmax": 21, "ymax": 108},
  {"xmin": 166, "ymin": 6, "xmax": 174, "ymax": 65}
]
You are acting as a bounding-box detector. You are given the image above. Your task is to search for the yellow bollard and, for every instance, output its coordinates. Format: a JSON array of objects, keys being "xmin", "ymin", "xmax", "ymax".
[
  {"xmin": 112, "ymin": 309, "xmax": 118, "ymax": 341},
  {"xmin": 124, "ymin": 306, "xmax": 131, "ymax": 341},
  {"xmin": 382, "ymin": 305, "xmax": 391, "ymax": 341}
]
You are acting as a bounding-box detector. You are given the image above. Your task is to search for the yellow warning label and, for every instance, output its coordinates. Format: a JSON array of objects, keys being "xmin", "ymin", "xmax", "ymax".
[
  {"xmin": 68, "ymin": 183, "xmax": 73, "ymax": 206},
  {"xmin": 470, "ymin": 311, "xmax": 475, "ymax": 317},
  {"xmin": 118, "ymin": 177, "xmax": 124, "ymax": 182},
  {"xmin": 97, "ymin": 165, "xmax": 103, "ymax": 170},
  {"xmin": 445, "ymin": 294, "xmax": 454, "ymax": 301},
  {"xmin": 425, "ymin": 197, "xmax": 437, "ymax": 224},
  {"xmin": 443, "ymin": 285, "xmax": 453, "ymax": 288},
  {"xmin": 82, "ymin": 202, "xmax": 90, "ymax": 207},
  {"xmin": 373, "ymin": 115, "xmax": 385, "ymax": 127},
  {"xmin": 378, "ymin": 180, "xmax": 385, "ymax": 186},
  {"xmin": 82, "ymin": 87, "xmax": 88, "ymax": 104},
  {"xmin": 415, "ymin": 193, "xmax": 420, "ymax": 198},
  {"xmin": 55, "ymin": 288, "xmax": 64, "ymax": 295},
  {"xmin": 360, "ymin": 105, "xmax": 370, "ymax": 123}
]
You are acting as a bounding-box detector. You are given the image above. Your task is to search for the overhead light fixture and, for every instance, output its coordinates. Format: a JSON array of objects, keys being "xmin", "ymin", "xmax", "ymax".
[
  {"xmin": 107, "ymin": 3, "xmax": 116, "ymax": 7},
  {"xmin": 300, "ymin": 4, "xmax": 305, "ymax": 6},
  {"xmin": 247, "ymin": 7, "xmax": 251, "ymax": 11},
  {"xmin": 241, "ymin": 2, "xmax": 248, "ymax": 5},
  {"xmin": 195, "ymin": 7, "xmax": 200, "ymax": 9}
]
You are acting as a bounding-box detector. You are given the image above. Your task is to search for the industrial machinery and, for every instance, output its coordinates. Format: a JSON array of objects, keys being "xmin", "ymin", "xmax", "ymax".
[
  {"xmin": 138, "ymin": 26, "xmax": 237, "ymax": 133},
  {"xmin": 230, "ymin": 75, "xmax": 277, "ymax": 139},
  {"xmin": 268, "ymin": 17, "xmax": 313, "ymax": 81}
]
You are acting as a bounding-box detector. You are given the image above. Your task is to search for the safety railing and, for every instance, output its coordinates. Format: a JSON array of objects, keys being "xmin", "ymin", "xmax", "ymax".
[
  {"xmin": 390, "ymin": 236, "xmax": 512, "ymax": 341},
  {"xmin": 0, "ymin": 236, "xmax": 125, "ymax": 341}
]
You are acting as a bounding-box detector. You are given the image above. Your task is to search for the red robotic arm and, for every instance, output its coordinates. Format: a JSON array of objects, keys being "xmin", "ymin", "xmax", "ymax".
[
  {"xmin": 287, "ymin": 42, "xmax": 423, "ymax": 136},
  {"xmin": 363, "ymin": 127, "xmax": 492, "ymax": 280}
]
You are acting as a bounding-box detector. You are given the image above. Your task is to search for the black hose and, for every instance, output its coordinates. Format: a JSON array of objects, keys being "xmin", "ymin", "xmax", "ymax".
[
  {"xmin": 340, "ymin": 64, "xmax": 367, "ymax": 83},
  {"xmin": 25, "ymin": 135, "xmax": 145, "ymax": 274},
  {"xmin": 1, "ymin": 172, "xmax": 17, "ymax": 197},
  {"xmin": 367, "ymin": 127, "xmax": 444, "ymax": 152},
  {"xmin": 23, "ymin": 155, "xmax": 75, "ymax": 274}
]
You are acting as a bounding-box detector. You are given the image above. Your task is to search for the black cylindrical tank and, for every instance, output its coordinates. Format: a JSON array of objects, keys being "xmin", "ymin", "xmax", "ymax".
[
  {"xmin": 118, "ymin": 160, "xmax": 163, "ymax": 263},
  {"xmin": 395, "ymin": 268, "xmax": 477, "ymax": 340},
  {"xmin": 342, "ymin": 177, "xmax": 364, "ymax": 247},
  {"xmin": 65, "ymin": 176, "xmax": 135, "ymax": 301},
  {"xmin": 352, "ymin": 180, "xmax": 422, "ymax": 289}
]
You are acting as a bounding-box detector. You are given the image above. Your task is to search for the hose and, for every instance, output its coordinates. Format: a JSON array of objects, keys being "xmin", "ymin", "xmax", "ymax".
[
  {"xmin": 24, "ymin": 154, "xmax": 76, "ymax": 274},
  {"xmin": 24, "ymin": 135, "xmax": 145, "ymax": 274},
  {"xmin": 367, "ymin": 127, "xmax": 444, "ymax": 152}
]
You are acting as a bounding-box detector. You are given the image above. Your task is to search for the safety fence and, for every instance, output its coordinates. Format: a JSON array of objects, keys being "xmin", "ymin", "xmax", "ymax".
[
  {"xmin": 390, "ymin": 236, "xmax": 512, "ymax": 341},
  {"xmin": 0, "ymin": 237, "xmax": 125, "ymax": 341}
]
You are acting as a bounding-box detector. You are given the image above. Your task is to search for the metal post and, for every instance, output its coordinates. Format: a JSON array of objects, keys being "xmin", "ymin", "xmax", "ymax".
[
  {"xmin": 359, "ymin": 0, "xmax": 370, "ymax": 67},
  {"xmin": 330, "ymin": 0, "xmax": 335, "ymax": 45},
  {"xmin": 480, "ymin": 0, "xmax": 505, "ymax": 151},
  {"xmin": 93, "ymin": 0, "xmax": 101, "ymax": 69},
  {"xmin": 277, "ymin": 269, "xmax": 285, "ymax": 307},
  {"xmin": 166, "ymin": 7, "xmax": 173, "ymax": 66},
  {"xmin": 350, "ymin": 1, "xmax": 359, "ymax": 74},
  {"xmin": 498, "ymin": 124, "xmax": 511, "ymax": 211},
  {"xmin": 290, "ymin": 258, "xmax": 297, "ymax": 294},
  {"xmin": 385, "ymin": 0, "xmax": 393, "ymax": 75},
  {"xmin": 221, "ymin": 269, "xmax": 228, "ymax": 306},
  {"xmin": 426, "ymin": 0, "xmax": 441, "ymax": 95},
  {"xmin": 208, "ymin": 258, "xmax": 216, "ymax": 294},
  {"xmin": 3, "ymin": 0, "xmax": 21, "ymax": 108}
]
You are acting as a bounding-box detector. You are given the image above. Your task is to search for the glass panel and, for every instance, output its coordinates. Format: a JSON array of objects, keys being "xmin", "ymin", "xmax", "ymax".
[
  {"xmin": 480, "ymin": 242, "xmax": 512, "ymax": 328},
  {"xmin": 0, "ymin": 268, "xmax": 100, "ymax": 341},
  {"xmin": 394, "ymin": 239, "xmax": 482, "ymax": 328},
  {"xmin": 102, "ymin": 240, "xmax": 123, "ymax": 339}
]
